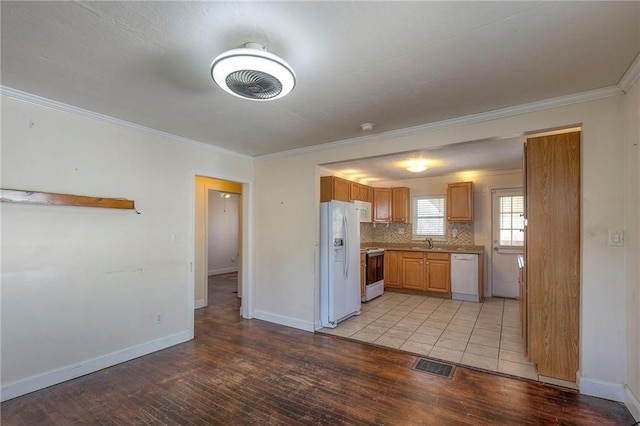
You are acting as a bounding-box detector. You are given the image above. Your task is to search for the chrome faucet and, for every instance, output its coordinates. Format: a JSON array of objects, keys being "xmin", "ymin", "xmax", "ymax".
[{"xmin": 426, "ymin": 238, "xmax": 434, "ymax": 249}]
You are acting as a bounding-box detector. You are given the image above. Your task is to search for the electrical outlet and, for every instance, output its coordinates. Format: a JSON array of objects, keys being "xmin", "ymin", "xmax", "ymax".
[
  {"xmin": 155, "ymin": 313, "xmax": 163, "ymax": 324},
  {"xmin": 608, "ymin": 230, "xmax": 624, "ymax": 247}
]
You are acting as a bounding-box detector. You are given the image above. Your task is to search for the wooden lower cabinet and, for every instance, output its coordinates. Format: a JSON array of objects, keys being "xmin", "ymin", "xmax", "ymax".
[
  {"xmin": 386, "ymin": 250, "xmax": 451, "ymax": 295},
  {"xmin": 401, "ymin": 252, "xmax": 425, "ymax": 291},
  {"xmin": 384, "ymin": 251, "xmax": 401, "ymax": 288},
  {"xmin": 425, "ymin": 254, "xmax": 450, "ymax": 294}
]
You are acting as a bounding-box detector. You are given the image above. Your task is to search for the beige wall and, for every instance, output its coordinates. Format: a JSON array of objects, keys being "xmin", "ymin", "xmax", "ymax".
[
  {"xmin": 1, "ymin": 95, "xmax": 253, "ymax": 400},
  {"xmin": 2, "ymin": 84, "xmax": 637, "ymax": 411},
  {"xmin": 253, "ymin": 94, "xmax": 632, "ymax": 402},
  {"xmin": 624, "ymin": 76, "xmax": 640, "ymax": 417}
]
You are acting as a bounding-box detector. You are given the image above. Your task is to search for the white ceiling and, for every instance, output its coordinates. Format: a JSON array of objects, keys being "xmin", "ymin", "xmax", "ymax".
[
  {"xmin": 320, "ymin": 136, "xmax": 526, "ymax": 183},
  {"xmin": 2, "ymin": 2, "xmax": 639, "ymax": 176}
]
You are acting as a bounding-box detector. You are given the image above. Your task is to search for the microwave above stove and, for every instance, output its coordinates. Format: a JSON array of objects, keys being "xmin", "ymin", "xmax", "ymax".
[{"xmin": 353, "ymin": 200, "xmax": 372, "ymax": 223}]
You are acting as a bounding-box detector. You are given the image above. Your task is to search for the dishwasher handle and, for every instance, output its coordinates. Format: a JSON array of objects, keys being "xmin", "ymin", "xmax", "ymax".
[{"xmin": 452, "ymin": 254, "xmax": 478, "ymax": 261}]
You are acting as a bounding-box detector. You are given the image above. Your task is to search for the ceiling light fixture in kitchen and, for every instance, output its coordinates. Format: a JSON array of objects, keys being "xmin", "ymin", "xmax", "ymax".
[
  {"xmin": 210, "ymin": 42, "xmax": 296, "ymax": 101},
  {"xmin": 406, "ymin": 159, "xmax": 429, "ymax": 173}
]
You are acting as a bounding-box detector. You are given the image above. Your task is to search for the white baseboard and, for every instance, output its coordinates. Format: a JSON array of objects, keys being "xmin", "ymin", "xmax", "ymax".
[
  {"xmin": 577, "ymin": 371, "xmax": 625, "ymax": 402},
  {"xmin": 625, "ymin": 386, "xmax": 640, "ymax": 421},
  {"xmin": 208, "ymin": 267, "xmax": 238, "ymax": 276},
  {"xmin": 253, "ymin": 309, "xmax": 315, "ymax": 332},
  {"xmin": 1, "ymin": 330, "xmax": 192, "ymax": 402},
  {"xmin": 194, "ymin": 298, "xmax": 207, "ymax": 309}
]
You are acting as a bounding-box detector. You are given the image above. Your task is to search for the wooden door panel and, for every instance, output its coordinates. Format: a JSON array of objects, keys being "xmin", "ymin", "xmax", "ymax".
[
  {"xmin": 526, "ymin": 131, "xmax": 580, "ymax": 382},
  {"xmin": 447, "ymin": 182, "xmax": 473, "ymax": 221},
  {"xmin": 384, "ymin": 251, "xmax": 401, "ymax": 288},
  {"xmin": 402, "ymin": 256, "xmax": 425, "ymax": 290},
  {"xmin": 374, "ymin": 188, "xmax": 392, "ymax": 222},
  {"xmin": 426, "ymin": 260, "xmax": 450, "ymax": 293}
]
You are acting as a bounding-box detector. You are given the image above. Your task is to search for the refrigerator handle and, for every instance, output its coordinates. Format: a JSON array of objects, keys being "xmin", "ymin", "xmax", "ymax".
[{"xmin": 343, "ymin": 215, "xmax": 349, "ymax": 279}]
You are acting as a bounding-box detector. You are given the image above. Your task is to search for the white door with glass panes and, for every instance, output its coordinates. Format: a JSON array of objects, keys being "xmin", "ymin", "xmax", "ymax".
[{"xmin": 491, "ymin": 188, "xmax": 524, "ymax": 298}]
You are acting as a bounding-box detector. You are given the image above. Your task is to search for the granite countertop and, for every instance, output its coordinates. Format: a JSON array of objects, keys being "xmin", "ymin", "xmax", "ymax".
[{"xmin": 361, "ymin": 242, "xmax": 484, "ymax": 254}]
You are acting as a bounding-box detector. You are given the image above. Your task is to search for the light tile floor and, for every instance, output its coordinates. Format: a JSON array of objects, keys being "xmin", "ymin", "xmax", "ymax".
[{"xmin": 320, "ymin": 291, "xmax": 548, "ymax": 383}]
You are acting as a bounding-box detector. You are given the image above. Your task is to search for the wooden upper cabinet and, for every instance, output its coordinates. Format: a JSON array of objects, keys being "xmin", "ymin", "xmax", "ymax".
[
  {"xmin": 350, "ymin": 182, "xmax": 361, "ymax": 201},
  {"xmin": 391, "ymin": 187, "xmax": 410, "ymax": 223},
  {"xmin": 321, "ymin": 176, "xmax": 373, "ymax": 203},
  {"xmin": 374, "ymin": 187, "xmax": 409, "ymax": 223},
  {"xmin": 320, "ymin": 176, "xmax": 351, "ymax": 202},
  {"xmin": 349, "ymin": 182, "xmax": 373, "ymax": 202},
  {"xmin": 373, "ymin": 188, "xmax": 392, "ymax": 222},
  {"xmin": 365, "ymin": 186, "xmax": 374, "ymax": 203},
  {"xmin": 447, "ymin": 181, "xmax": 473, "ymax": 222}
]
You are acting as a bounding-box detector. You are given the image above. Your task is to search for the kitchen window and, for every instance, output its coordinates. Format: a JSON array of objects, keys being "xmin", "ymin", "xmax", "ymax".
[
  {"xmin": 412, "ymin": 195, "xmax": 446, "ymax": 239},
  {"xmin": 498, "ymin": 194, "xmax": 524, "ymax": 246}
]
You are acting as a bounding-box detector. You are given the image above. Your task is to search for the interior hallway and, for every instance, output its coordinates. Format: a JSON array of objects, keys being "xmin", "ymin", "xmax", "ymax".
[
  {"xmin": 320, "ymin": 291, "xmax": 575, "ymax": 388},
  {"xmin": 194, "ymin": 272, "xmax": 242, "ymax": 334}
]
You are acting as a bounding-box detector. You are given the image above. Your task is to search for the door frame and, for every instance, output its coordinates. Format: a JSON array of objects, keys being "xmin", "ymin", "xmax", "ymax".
[
  {"xmin": 489, "ymin": 187, "xmax": 524, "ymax": 297},
  {"xmin": 201, "ymin": 186, "xmax": 242, "ymax": 307},
  {"xmin": 188, "ymin": 169, "xmax": 253, "ymax": 337}
]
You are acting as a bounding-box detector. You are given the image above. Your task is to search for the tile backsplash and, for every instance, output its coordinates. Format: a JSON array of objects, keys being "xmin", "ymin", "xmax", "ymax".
[{"xmin": 360, "ymin": 222, "xmax": 474, "ymax": 246}]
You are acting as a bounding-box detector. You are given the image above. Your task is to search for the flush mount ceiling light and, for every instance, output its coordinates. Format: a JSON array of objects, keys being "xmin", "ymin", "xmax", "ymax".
[
  {"xmin": 210, "ymin": 42, "xmax": 296, "ymax": 101},
  {"xmin": 405, "ymin": 159, "xmax": 429, "ymax": 173}
]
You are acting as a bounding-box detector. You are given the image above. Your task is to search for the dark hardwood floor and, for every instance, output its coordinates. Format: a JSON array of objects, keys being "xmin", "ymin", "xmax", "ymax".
[{"xmin": 2, "ymin": 273, "xmax": 634, "ymax": 425}]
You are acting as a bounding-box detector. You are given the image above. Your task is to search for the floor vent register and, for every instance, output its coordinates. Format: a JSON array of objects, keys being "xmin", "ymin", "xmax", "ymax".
[{"xmin": 412, "ymin": 358, "xmax": 455, "ymax": 378}]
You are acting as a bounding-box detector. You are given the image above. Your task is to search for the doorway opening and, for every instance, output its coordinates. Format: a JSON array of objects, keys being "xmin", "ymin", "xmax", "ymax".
[{"xmin": 194, "ymin": 176, "xmax": 243, "ymax": 316}]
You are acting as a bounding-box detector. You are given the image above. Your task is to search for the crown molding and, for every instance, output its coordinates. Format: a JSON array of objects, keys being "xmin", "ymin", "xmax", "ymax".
[
  {"xmin": 2, "ymin": 82, "xmax": 627, "ymax": 164},
  {"xmin": 255, "ymin": 85, "xmax": 623, "ymax": 162},
  {"xmin": 618, "ymin": 53, "xmax": 640, "ymax": 93},
  {"xmin": 0, "ymin": 86, "xmax": 252, "ymax": 161}
]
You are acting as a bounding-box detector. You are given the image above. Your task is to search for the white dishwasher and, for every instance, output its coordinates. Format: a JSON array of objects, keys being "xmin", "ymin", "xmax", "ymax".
[{"xmin": 451, "ymin": 253, "xmax": 479, "ymax": 302}]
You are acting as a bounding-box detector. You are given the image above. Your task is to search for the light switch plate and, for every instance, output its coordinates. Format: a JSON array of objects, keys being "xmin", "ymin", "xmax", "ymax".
[{"xmin": 608, "ymin": 230, "xmax": 624, "ymax": 246}]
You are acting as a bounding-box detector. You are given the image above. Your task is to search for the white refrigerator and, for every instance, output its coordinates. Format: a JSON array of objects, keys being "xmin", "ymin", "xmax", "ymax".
[{"xmin": 319, "ymin": 200, "xmax": 361, "ymax": 329}]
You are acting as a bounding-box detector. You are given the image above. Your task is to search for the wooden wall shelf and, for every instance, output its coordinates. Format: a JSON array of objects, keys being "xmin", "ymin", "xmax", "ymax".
[{"xmin": 0, "ymin": 189, "xmax": 139, "ymax": 213}]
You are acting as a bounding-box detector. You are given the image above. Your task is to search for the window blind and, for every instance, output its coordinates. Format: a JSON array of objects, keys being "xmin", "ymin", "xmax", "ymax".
[{"xmin": 413, "ymin": 196, "xmax": 445, "ymax": 237}]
